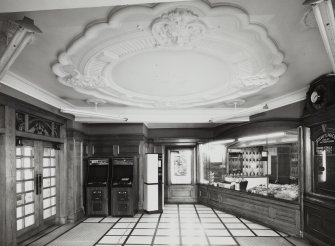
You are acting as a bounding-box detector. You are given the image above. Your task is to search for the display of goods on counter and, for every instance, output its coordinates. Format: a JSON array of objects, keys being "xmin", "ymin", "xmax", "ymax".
[{"xmin": 248, "ymin": 183, "xmax": 299, "ymax": 201}]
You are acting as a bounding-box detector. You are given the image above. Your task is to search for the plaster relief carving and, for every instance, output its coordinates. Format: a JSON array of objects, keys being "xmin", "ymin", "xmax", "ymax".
[
  {"xmin": 52, "ymin": 1, "xmax": 287, "ymax": 108},
  {"xmin": 151, "ymin": 8, "xmax": 207, "ymax": 47}
]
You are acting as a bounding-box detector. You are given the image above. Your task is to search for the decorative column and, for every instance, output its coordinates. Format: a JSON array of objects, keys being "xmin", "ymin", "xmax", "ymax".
[{"xmin": 0, "ymin": 17, "xmax": 41, "ymax": 80}]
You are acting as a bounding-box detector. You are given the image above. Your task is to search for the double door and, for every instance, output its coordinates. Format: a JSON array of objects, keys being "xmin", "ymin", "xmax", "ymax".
[{"xmin": 16, "ymin": 140, "xmax": 58, "ymax": 240}]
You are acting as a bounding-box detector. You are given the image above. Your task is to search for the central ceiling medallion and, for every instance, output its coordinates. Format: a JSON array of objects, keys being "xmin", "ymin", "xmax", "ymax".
[{"xmin": 52, "ymin": 2, "xmax": 287, "ymax": 108}]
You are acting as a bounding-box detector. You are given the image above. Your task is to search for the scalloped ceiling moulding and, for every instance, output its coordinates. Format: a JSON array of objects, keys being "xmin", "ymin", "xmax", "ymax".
[{"xmin": 52, "ymin": 1, "xmax": 287, "ymax": 109}]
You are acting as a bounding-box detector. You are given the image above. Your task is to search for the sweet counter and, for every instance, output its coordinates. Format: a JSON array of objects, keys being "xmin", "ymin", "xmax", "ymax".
[{"xmin": 198, "ymin": 184, "xmax": 301, "ymax": 236}]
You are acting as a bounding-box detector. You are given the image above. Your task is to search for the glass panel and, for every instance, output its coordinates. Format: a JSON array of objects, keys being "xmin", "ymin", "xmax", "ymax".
[
  {"xmin": 170, "ymin": 149, "xmax": 193, "ymax": 184},
  {"xmin": 23, "ymin": 147, "xmax": 33, "ymax": 156},
  {"xmin": 25, "ymin": 215, "xmax": 34, "ymax": 227},
  {"xmin": 43, "ymin": 168, "xmax": 51, "ymax": 177},
  {"xmin": 50, "ymin": 168, "xmax": 56, "ymax": 176},
  {"xmin": 51, "ymin": 187, "xmax": 56, "ymax": 196},
  {"xmin": 43, "ymin": 148, "xmax": 51, "ymax": 157},
  {"xmin": 50, "ymin": 177, "xmax": 56, "ymax": 186},
  {"xmin": 51, "ymin": 206, "xmax": 56, "ymax": 216},
  {"xmin": 17, "ymin": 206, "xmax": 23, "ymax": 218},
  {"xmin": 43, "ymin": 208, "xmax": 51, "ymax": 219},
  {"xmin": 24, "ymin": 169, "xmax": 33, "ymax": 180},
  {"xmin": 43, "ymin": 158, "xmax": 50, "ymax": 167},
  {"xmin": 51, "ymin": 197, "xmax": 56, "ymax": 206},
  {"xmin": 43, "ymin": 188, "xmax": 51, "ymax": 198},
  {"xmin": 16, "ymin": 158, "xmax": 22, "ymax": 168},
  {"xmin": 24, "ymin": 204, "xmax": 34, "ymax": 215},
  {"xmin": 50, "ymin": 149, "xmax": 55, "ymax": 157},
  {"xmin": 24, "ymin": 180, "xmax": 34, "ymax": 192},
  {"xmin": 43, "ymin": 178, "xmax": 51, "ymax": 188},
  {"xmin": 16, "ymin": 183, "xmax": 22, "ymax": 194},
  {"xmin": 17, "ymin": 219, "xmax": 23, "ymax": 231},
  {"xmin": 17, "ymin": 194, "xmax": 24, "ymax": 206},
  {"xmin": 43, "ymin": 198, "xmax": 51, "ymax": 208},
  {"xmin": 25, "ymin": 192, "xmax": 33, "ymax": 204},
  {"xmin": 23, "ymin": 158, "xmax": 31, "ymax": 168},
  {"xmin": 16, "ymin": 170, "xmax": 22, "ymax": 181},
  {"xmin": 50, "ymin": 158, "xmax": 56, "ymax": 167},
  {"xmin": 16, "ymin": 147, "xmax": 22, "ymax": 156}
]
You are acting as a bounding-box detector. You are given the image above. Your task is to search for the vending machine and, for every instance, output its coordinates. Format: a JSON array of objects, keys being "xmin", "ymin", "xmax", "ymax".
[
  {"xmin": 143, "ymin": 153, "xmax": 164, "ymax": 213},
  {"xmin": 86, "ymin": 158, "xmax": 110, "ymax": 216}
]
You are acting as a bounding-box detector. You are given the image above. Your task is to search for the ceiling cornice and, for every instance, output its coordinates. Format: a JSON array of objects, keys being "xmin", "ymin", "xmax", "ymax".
[
  {"xmin": 0, "ymin": 71, "xmax": 75, "ymax": 109},
  {"xmin": 0, "ymin": 0, "xmax": 193, "ymax": 13}
]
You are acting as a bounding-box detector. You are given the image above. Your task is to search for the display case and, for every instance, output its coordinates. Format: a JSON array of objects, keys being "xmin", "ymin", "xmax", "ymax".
[{"xmin": 199, "ymin": 129, "xmax": 300, "ymax": 202}]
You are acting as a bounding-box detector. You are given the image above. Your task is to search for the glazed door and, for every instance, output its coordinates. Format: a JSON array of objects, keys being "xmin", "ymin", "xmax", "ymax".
[
  {"xmin": 16, "ymin": 140, "xmax": 58, "ymax": 240},
  {"xmin": 166, "ymin": 147, "xmax": 197, "ymax": 203}
]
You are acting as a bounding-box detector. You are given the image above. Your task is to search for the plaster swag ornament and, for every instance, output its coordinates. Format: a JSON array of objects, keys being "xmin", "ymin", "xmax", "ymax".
[
  {"xmin": 151, "ymin": 8, "xmax": 207, "ymax": 47},
  {"xmin": 52, "ymin": 2, "xmax": 287, "ymax": 108}
]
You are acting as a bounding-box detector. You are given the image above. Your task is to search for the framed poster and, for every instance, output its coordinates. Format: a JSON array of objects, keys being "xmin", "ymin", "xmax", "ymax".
[{"xmin": 170, "ymin": 150, "xmax": 192, "ymax": 184}]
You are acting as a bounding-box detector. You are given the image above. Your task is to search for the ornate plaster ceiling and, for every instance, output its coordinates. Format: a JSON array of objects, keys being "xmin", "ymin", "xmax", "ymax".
[{"xmin": 52, "ymin": 1, "xmax": 286, "ymax": 109}]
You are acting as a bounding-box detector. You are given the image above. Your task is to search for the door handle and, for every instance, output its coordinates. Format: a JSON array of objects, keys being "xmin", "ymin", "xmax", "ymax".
[{"xmin": 35, "ymin": 173, "xmax": 42, "ymax": 195}]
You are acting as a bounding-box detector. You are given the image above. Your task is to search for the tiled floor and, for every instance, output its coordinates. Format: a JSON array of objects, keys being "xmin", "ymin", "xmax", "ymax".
[{"xmin": 27, "ymin": 204, "xmax": 313, "ymax": 246}]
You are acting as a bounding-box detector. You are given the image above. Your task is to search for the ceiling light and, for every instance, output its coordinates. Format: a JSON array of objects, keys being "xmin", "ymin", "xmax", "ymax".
[
  {"xmin": 209, "ymin": 139, "xmax": 235, "ymax": 145},
  {"xmin": 61, "ymin": 108, "xmax": 128, "ymax": 122},
  {"xmin": 304, "ymin": 0, "xmax": 335, "ymax": 71},
  {"xmin": 238, "ymin": 132, "xmax": 286, "ymax": 142}
]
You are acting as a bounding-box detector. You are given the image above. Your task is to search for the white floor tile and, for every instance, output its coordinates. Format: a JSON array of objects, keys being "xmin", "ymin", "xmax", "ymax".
[
  {"xmin": 181, "ymin": 229, "xmax": 205, "ymax": 236},
  {"xmin": 202, "ymin": 223, "xmax": 225, "ymax": 229},
  {"xmin": 220, "ymin": 218, "xmax": 241, "ymax": 223},
  {"xmin": 229, "ymin": 229, "xmax": 255, "ymax": 236},
  {"xmin": 253, "ymin": 229, "xmax": 280, "ymax": 236},
  {"xmin": 142, "ymin": 213, "xmax": 160, "ymax": 217},
  {"xmin": 131, "ymin": 228, "xmax": 156, "ymax": 235},
  {"xmin": 247, "ymin": 223, "xmax": 270, "ymax": 230},
  {"xmin": 159, "ymin": 217, "xmax": 179, "ymax": 223},
  {"xmin": 208, "ymin": 236, "xmax": 237, "ymax": 245},
  {"xmin": 139, "ymin": 217, "xmax": 160, "ymax": 222},
  {"xmin": 156, "ymin": 228, "xmax": 180, "ymax": 236},
  {"xmin": 225, "ymin": 223, "xmax": 247, "ymax": 229},
  {"xmin": 154, "ymin": 236, "xmax": 180, "ymax": 244},
  {"xmin": 182, "ymin": 236, "xmax": 208, "ymax": 244},
  {"xmin": 101, "ymin": 217, "xmax": 120, "ymax": 223},
  {"xmin": 126, "ymin": 236, "xmax": 153, "ymax": 244},
  {"xmin": 83, "ymin": 217, "xmax": 103, "ymax": 223},
  {"xmin": 119, "ymin": 217, "xmax": 139, "ymax": 223},
  {"xmin": 136, "ymin": 222, "xmax": 157, "ymax": 228},
  {"xmin": 107, "ymin": 228, "xmax": 132, "ymax": 235},
  {"xmin": 200, "ymin": 218, "xmax": 221, "ymax": 223},
  {"xmin": 113, "ymin": 222, "xmax": 136, "ymax": 228},
  {"xmin": 205, "ymin": 229, "xmax": 230, "ymax": 236},
  {"xmin": 199, "ymin": 214, "xmax": 217, "ymax": 218},
  {"xmin": 158, "ymin": 222, "xmax": 179, "ymax": 228},
  {"xmin": 98, "ymin": 235, "xmax": 127, "ymax": 244}
]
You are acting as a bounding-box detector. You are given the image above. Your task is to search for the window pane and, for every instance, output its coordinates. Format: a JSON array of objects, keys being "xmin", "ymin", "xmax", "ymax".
[
  {"xmin": 43, "ymin": 168, "xmax": 51, "ymax": 177},
  {"xmin": 16, "ymin": 183, "xmax": 22, "ymax": 194},
  {"xmin": 43, "ymin": 198, "xmax": 51, "ymax": 208},
  {"xmin": 16, "ymin": 147, "xmax": 22, "ymax": 156},
  {"xmin": 50, "ymin": 158, "xmax": 56, "ymax": 167},
  {"xmin": 25, "ymin": 192, "xmax": 33, "ymax": 204},
  {"xmin": 51, "ymin": 206, "xmax": 56, "ymax": 216},
  {"xmin": 50, "ymin": 149, "xmax": 55, "ymax": 157},
  {"xmin": 43, "ymin": 188, "xmax": 51, "ymax": 198},
  {"xmin": 43, "ymin": 158, "xmax": 50, "ymax": 167},
  {"xmin": 43, "ymin": 148, "xmax": 51, "ymax": 157},
  {"xmin": 17, "ymin": 206, "xmax": 23, "ymax": 218},
  {"xmin": 25, "ymin": 215, "xmax": 34, "ymax": 227},
  {"xmin": 17, "ymin": 219, "xmax": 23, "ymax": 231},
  {"xmin": 23, "ymin": 158, "xmax": 31, "ymax": 168},
  {"xmin": 50, "ymin": 168, "xmax": 56, "ymax": 176},
  {"xmin": 51, "ymin": 187, "xmax": 56, "ymax": 196},
  {"xmin": 24, "ymin": 180, "xmax": 34, "ymax": 192},
  {"xmin": 24, "ymin": 204, "xmax": 34, "ymax": 215},
  {"xmin": 23, "ymin": 147, "xmax": 33, "ymax": 156},
  {"xmin": 16, "ymin": 158, "xmax": 22, "ymax": 168},
  {"xmin": 43, "ymin": 208, "xmax": 51, "ymax": 219},
  {"xmin": 17, "ymin": 194, "xmax": 24, "ymax": 206},
  {"xmin": 51, "ymin": 197, "xmax": 56, "ymax": 206},
  {"xmin": 50, "ymin": 177, "xmax": 56, "ymax": 186},
  {"xmin": 24, "ymin": 169, "xmax": 33, "ymax": 180},
  {"xmin": 43, "ymin": 178, "xmax": 51, "ymax": 188},
  {"xmin": 16, "ymin": 170, "xmax": 22, "ymax": 181}
]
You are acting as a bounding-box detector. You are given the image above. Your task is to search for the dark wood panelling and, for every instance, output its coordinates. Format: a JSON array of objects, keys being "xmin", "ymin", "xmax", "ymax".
[
  {"xmin": 148, "ymin": 128, "xmax": 213, "ymax": 139},
  {"xmin": 167, "ymin": 185, "xmax": 197, "ymax": 203},
  {"xmin": 198, "ymin": 185, "xmax": 301, "ymax": 236},
  {"xmin": 304, "ymin": 195, "xmax": 335, "ymax": 245}
]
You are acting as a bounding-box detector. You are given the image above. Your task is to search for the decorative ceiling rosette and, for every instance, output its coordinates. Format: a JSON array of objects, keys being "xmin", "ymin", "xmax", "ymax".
[{"xmin": 52, "ymin": 1, "xmax": 287, "ymax": 108}]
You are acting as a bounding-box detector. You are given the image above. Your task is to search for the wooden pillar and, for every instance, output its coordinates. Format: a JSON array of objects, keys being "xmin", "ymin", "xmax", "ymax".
[{"xmin": 0, "ymin": 106, "xmax": 16, "ymax": 245}]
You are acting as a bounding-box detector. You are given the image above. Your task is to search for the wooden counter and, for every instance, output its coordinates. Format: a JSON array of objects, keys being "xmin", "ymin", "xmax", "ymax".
[{"xmin": 198, "ymin": 184, "xmax": 301, "ymax": 236}]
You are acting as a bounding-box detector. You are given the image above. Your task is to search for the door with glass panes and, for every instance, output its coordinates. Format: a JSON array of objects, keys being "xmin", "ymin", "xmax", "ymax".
[{"xmin": 16, "ymin": 140, "xmax": 58, "ymax": 238}]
